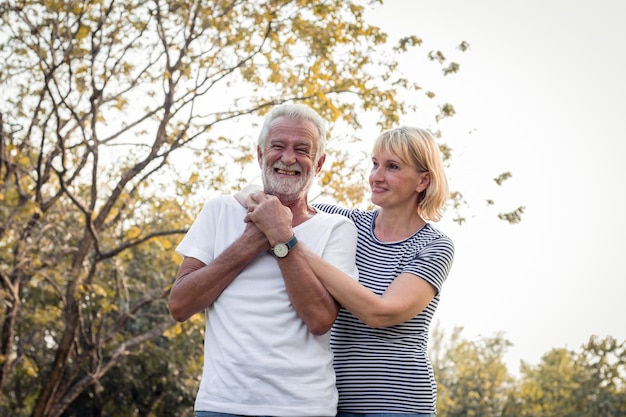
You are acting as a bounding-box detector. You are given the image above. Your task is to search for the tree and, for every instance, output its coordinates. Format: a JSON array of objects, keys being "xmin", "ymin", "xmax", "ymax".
[
  {"xmin": 0, "ymin": 0, "xmax": 464, "ymax": 415},
  {"xmin": 502, "ymin": 336, "xmax": 626, "ymax": 417},
  {"xmin": 573, "ymin": 335, "xmax": 626, "ymax": 416},
  {"xmin": 430, "ymin": 325, "xmax": 514, "ymax": 417},
  {"xmin": 503, "ymin": 348, "xmax": 583, "ymax": 417}
]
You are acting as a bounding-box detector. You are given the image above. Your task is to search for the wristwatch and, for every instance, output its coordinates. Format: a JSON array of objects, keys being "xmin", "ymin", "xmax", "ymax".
[{"xmin": 271, "ymin": 234, "xmax": 298, "ymax": 258}]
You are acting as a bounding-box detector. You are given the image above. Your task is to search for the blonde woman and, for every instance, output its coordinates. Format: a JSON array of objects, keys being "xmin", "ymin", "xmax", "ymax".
[{"xmin": 245, "ymin": 126, "xmax": 455, "ymax": 417}]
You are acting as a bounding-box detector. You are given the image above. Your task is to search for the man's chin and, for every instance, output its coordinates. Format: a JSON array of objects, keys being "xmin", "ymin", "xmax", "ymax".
[
  {"xmin": 267, "ymin": 186, "xmax": 308, "ymax": 203},
  {"xmin": 266, "ymin": 181, "xmax": 301, "ymax": 195},
  {"xmin": 270, "ymin": 190, "xmax": 301, "ymax": 202}
]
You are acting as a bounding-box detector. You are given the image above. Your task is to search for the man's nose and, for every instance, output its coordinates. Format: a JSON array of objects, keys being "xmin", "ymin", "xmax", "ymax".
[{"xmin": 281, "ymin": 146, "xmax": 297, "ymax": 165}]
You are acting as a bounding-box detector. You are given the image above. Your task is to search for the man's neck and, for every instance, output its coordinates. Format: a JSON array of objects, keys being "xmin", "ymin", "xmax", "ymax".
[{"xmin": 282, "ymin": 198, "xmax": 316, "ymax": 227}]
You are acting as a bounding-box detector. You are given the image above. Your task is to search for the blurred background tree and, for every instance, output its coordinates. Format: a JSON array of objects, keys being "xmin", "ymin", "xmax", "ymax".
[
  {"xmin": 432, "ymin": 328, "xmax": 625, "ymax": 417},
  {"xmin": 431, "ymin": 325, "xmax": 514, "ymax": 417},
  {"xmin": 501, "ymin": 335, "xmax": 626, "ymax": 417}
]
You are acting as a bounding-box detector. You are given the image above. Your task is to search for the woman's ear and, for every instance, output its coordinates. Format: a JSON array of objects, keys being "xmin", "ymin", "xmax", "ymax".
[{"xmin": 417, "ymin": 171, "xmax": 431, "ymax": 193}]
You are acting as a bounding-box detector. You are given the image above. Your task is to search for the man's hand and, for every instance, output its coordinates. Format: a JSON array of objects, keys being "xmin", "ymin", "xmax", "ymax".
[
  {"xmin": 241, "ymin": 218, "xmax": 272, "ymax": 254},
  {"xmin": 244, "ymin": 192, "xmax": 293, "ymax": 245}
]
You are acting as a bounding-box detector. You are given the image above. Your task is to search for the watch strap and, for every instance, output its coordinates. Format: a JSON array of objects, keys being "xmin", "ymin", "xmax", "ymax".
[
  {"xmin": 284, "ymin": 234, "xmax": 298, "ymax": 251},
  {"xmin": 272, "ymin": 234, "xmax": 298, "ymax": 258}
]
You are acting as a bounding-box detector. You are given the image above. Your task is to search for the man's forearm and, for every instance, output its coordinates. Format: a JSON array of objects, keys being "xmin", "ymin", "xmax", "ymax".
[{"xmin": 168, "ymin": 233, "xmax": 267, "ymax": 322}]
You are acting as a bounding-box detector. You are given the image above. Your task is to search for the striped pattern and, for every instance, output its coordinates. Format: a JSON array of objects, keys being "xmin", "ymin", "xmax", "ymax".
[{"xmin": 314, "ymin": 204, "xmax": 455, "ymax": 413}]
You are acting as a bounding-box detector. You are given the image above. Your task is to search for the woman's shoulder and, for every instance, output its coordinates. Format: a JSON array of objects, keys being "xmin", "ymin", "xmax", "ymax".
[
  {"xmin": 313, "ymin": 203, "xmax": 375, "ymax": 220},
  {"xmin": 313, "ymin": 202, "xmax": 347, "ymax": 215},
  {"xmin": 309, "ymin": 209, "xmax": 355, "ymax": 229},
  {"xmin": 419, "ymin": 223, "xmax": 455, "ymax": 250}
]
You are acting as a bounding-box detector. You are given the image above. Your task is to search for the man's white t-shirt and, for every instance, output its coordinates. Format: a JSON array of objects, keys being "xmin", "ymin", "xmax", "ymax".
[{"xmin": 176, "ymin": 195, "xmax": 359, "ymax": 417}]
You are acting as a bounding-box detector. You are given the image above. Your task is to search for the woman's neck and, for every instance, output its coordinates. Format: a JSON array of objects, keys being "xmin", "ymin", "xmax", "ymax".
[{"xmin": 374, "ymin": 208, "xmax": 426, "ymax": 242}]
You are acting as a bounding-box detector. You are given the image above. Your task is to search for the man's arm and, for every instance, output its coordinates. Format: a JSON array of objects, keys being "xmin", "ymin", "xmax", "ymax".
[{"xmin": 168, "ymin": 221, "xmax": 270, "ymax": 322}]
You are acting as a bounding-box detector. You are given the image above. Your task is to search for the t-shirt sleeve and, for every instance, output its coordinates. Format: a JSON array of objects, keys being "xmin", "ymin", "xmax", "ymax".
[
  {"xmin": 405, "ymin": 235, "xmax": 455, "ymax": 294},
  {"xmin": 313, "ymin": 203, "xmax": 357, "ymax": 221},
  {"xmin": 318, "ymin": 217, "xmax": 360, "ymax": 282},
  {"xmin": 175, "ymin": 198, "xmax": 221, "ymax": 265}
]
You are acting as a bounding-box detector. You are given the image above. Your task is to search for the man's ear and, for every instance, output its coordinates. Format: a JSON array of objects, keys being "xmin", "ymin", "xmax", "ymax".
[
  {"xmin": 257, "ymin": 146, "xmax": 263, "ymax": 165},
  {"xmin": 315, "ymin": 154, "xmax": 326, "ymax": 175}
]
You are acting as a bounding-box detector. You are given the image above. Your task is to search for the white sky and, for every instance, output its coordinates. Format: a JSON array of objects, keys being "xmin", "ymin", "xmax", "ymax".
[{"xmin": 366, "ymin": 0, "xmax": 626, "ymax": 372}]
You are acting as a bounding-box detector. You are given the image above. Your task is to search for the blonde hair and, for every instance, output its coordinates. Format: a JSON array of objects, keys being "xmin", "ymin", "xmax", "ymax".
[{"xmin": 372, "ymin": 126, "xmax": 449, "ymax": 222}]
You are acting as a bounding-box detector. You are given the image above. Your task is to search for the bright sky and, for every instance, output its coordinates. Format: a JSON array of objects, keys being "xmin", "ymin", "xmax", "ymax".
[{"xmin": 367, "ymin": 0, "xmax": 626, "ymax": 372}]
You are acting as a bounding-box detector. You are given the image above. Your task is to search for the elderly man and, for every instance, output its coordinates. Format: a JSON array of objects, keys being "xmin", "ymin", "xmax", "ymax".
[{"xmin": 168, "ymin": 103, "xmax": 358, "ymax": 417}]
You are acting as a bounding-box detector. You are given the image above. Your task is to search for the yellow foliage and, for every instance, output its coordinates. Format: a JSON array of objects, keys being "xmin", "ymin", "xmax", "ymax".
[
  {"xmin": 75, "ymin": 24, "xmax": 91, "ymax": 42},
  {"xmin": 171, "ymin": 251, "xmax": 183, "ymax": 263},
  {"xmin": 127, "ymin": 226, "xmax": 141, "ymax": 239},
  {"xmin": 21, "ymin": 356, "xmax": 38, "ymax": 378},
  {"xmin": 17, "ymin": 155, "xmax": 31, "ymax": 168},
  {"xmin": 114, "ymin": 97, "xmax": 128, "ymax": 110},
  {"xmin": 90, "ymin": 284, "xmax": 109, "ymax": 298},
  {"xmin": 189, "ymin": 313, "xmax": 204, "ymax": 326},
  {"xmin": 101, "ymin": 303, "xmax": 119, "ymax": 314},
  {"xmin": 320, "ymin": 171, "xmax": 333, "ymax": 186},
  {"xmin": 163, "ymin": 322, "xmax": 183, "ymax": 339}
]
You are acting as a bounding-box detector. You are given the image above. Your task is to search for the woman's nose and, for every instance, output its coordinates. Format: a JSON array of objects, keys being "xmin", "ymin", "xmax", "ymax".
[{"xmin": 370, "ymin": 166, "xmax": 383, "ymax": 181}]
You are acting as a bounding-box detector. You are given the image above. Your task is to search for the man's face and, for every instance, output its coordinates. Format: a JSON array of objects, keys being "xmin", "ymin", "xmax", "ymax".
[{"xmin": 258, "ymin": 116, "xmax": 324, "ymax": 203}]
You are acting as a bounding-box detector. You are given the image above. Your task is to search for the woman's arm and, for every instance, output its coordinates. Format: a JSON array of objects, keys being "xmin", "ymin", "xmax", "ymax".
[{"xmin": 302, "ymin": 246, "xmax": 436, "ymax": 328}]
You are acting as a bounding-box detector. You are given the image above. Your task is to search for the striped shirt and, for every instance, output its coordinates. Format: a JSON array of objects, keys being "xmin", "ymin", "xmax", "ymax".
[{"xmin": 314, "ymin": 204, "xmax": 455, "ymax": 413}]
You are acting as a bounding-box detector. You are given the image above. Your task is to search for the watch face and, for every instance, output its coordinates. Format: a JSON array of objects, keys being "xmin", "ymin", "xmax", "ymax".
[{"xmin": 273, "ymin": 243, "xmax": 289, "ymax": 258}]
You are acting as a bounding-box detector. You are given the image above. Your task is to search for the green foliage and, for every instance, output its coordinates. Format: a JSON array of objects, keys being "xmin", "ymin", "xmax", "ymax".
[
  {"xmin": 431, "ymin": 328, "xmax": 626, "ymax": 417},
  {"xmin": 513, "ymin": 348, "xmax": 583, "ymax": 417},
  {"xmin": 502, "ymin": 336, "xmax": 626, "ymax": 417},
  {"xmin": 431, "ymin": 326, "xmax": 514, "ymax": 417}
]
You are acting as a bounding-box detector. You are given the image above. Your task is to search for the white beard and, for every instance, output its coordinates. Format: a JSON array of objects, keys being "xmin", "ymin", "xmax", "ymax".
[{"xmin": 261, "ymin": 160, "xmax": 314, "ymax": 202}]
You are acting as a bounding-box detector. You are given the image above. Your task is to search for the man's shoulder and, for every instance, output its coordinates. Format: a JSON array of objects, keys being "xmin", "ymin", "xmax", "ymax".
[
  {"xmin": 203, "ymin": 194, "xmax": 245, "ymax": 208},
  {"xmin": 193, "ymin": 194, "xmax": 246, "ymax": 223}
]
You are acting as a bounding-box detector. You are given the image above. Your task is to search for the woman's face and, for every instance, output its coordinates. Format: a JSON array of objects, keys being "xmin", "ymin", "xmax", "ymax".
[{"xmin": 369, "ymin": 148, "xmax": 428, "ymax": 209}]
